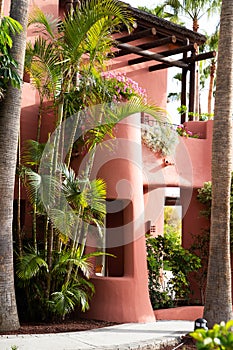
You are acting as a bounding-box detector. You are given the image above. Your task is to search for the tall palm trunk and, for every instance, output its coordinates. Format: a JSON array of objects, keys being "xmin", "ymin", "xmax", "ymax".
[
  {"xmin": 208, "ymin": 60, "xmax": 216, "ymax": 115},
  {"xmin": 0, "ymin": 0, "xmax": 29, "ymax": 331},
  {"xmin": 16, "ymin": 134, "xmax": 23, "ymax": 256},
  {"xmin": 204, "ymin": 0, "xmax": 233, "ymax": 328}
]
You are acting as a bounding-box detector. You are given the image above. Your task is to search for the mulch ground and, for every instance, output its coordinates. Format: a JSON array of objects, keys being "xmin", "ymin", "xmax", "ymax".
[{"xmin": 0, "ymin": 318, "xmax": 119, "ymax": 335}]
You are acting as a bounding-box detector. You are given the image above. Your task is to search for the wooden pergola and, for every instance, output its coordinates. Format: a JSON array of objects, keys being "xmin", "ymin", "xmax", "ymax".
[
  {"xmin": 114, "ymin": 6, "xmax": 216, "ymax": 123},
  {"xmin": 62, "ymin": 1, "xmax": 216, "ymax": 123}
]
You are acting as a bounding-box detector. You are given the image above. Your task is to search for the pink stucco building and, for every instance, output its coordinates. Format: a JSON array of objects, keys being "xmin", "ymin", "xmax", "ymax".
[{"xmin": 5, "ymin": 0, "xmax": 215, "ymax": 323}]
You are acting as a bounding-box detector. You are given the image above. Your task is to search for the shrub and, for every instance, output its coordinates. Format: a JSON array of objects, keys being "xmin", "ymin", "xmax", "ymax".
[
  {"xmin": 146, "ymin": 234, "xmax": 201, "ymax": 309},
  {"xmin": 190, "ymin": 320, "xmax": 233, "ymax": 349}
]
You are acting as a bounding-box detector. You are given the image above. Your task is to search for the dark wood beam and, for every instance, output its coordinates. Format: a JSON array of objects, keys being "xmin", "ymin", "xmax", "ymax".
[
  {"xmin": 149, "ymin": 63, "xmax": 173, "ymax": 71},
  {"xmin": 116, "ymin": 42, "xmax": 188, "ymax": 69},
  {"xmin": 114, "ymin": 35, "xmax": 176, "ymax": 58},
  {"xmin": 186, "ymin": 50, "xmax": 217, "ymax": 63},
  {"xmin": 118, "ymin": 27, "xmax": 156, "ymax": 43},
  {"xmin": 189, "ymin": 62, "xmax": 195, "ymax": 118},
  {"xmin": 128, "ymin": 43, "xmax": 197, "ymax": 66},
  {"xmin": 181, "ymin": 52, "xmax": 188, "ymax": 124},
  {"xmin": 148, "ymin": 50, "xmax": 216, "ymax": 72}
]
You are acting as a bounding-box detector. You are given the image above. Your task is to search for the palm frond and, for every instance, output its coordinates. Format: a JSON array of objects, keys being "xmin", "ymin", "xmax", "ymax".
[
  {"xmin": 85, "ymin": 17, "xmax": 118, "ymax": 67},
  {"xmin": 22, "ymin": 139, "xmax": 46, "ymax": 167},
  {"xmin": 59, "ymin": 164, "xmax": 97, "ymax": 211},
  {"xmin": 52, "ymin": 250, "xmax": 72, "ymax": 274},
  {"xmin": 62, "ymin": 0, "xmax": 134, "ymax": 64},
  {"xmin": 48, "ymin": 284, "xmax": 76, "ymax": 317},
  {"xmin": 49, "ymin": 279, "xmax": 94, "ymax": 318},
  {"xmin": 71, "ymin": 246, "xmax": 115, "ymax": 278},
  {"xmin": 16, "ymin": 250, "xmax": 48, "ymax": 280},
  {"xmin": 22, "ymin": 167, "xmax": 61, "ymax": 213},
  {"xmin": 85, "ymin": 178, "xmax": 106, "ymax": 214},
  {"xmin": 107, "ymin": 97, "xmax": 167, "ymax": 124},
  {"xmin": 28, "ymin": 7, "xmax": 58, "ymax": 39},
  {"xmin": 25, "ymin": 37, "xmax": 61, "ymax": 98},
  {"xmin": 49, "ymin": 207, "xmax": 77, "ymax": 238}
]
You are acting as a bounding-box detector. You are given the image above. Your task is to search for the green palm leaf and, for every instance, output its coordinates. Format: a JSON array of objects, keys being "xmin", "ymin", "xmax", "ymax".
[
  {"xmin": 49, "ymin": 279, "xmax": 95, "ymax": 318},
  {"xmin": 28, "ymin": 8, "xmax": 58, "ymax": 39},
  {"xmin": 49, "ymin": 285, "xmax": 77, "ymax": 317},
  {"xmin": 22, "ymin": 139, "xmax": 46, "ymax": 167},
  {"xmin": 49, "ymin": 207, "xmax": 77, "ymax": 238},
  {"xmin": 62, "ymin": 0, "xmax": 134, "ymax": 64},
  {"xmin": 16, "ymin": 249, "xmax": 48, "ymax": 280},
  {"xmin": 22, "ymin": 167, "xmax": 61, "ymax": 212},
  {"xmin": 85, "ymin": 178, "xmax": 106, "ymax": 214},
  {"xmin": 25, "ymin": 37, "xmax": 61, "ymax": 99},
  {"xmin": 71, "ymin": 246, "xmax": 114, "ymax": 278},
  {"xmin": 59, "ymin": 164, "xmax": 89, "ymax": 209}
]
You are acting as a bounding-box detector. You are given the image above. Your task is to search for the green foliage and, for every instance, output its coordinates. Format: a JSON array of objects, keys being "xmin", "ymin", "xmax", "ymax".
[
  {"xmin": 164, "ymin": 207, "xmax": 181, "ymax": 245},
  {"xmin": 15, "ymin": 1, "xmax": 164, "ymax": 324},
  {"xmin": 177, "ymin": 105, "xmax": 213, "ymax": 122},
  {"xmin": 190, "ymin": 229, "xmax": 210, "ymax": 305},
  {"xmin": 15, "ymin": 246, "xmax": 106, "ymax": 321},
  {"xmin": 48, "ymin": 279, "xmax": 94, "ymax": 319},
  {"xmin": 197, "ymin": 181, "xmax": 212, "ymax": 218},
  {"xmin": 146, "ymin": 234, "xmax": 201, "ymax": 309},
  {"xmin": 0, "ymin": 16, "xmax": 22, "ymax": 99},
  {"xmin": 190, "ymin": 320, "xmax": 233, "ymax": 349},
  {"xmin": 16, "ymin": 249, "xmax": 48, "ymax": 280}
]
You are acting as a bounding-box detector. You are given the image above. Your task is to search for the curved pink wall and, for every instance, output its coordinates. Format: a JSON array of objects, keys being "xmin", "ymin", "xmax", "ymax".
[
  {"xmin": 142, "ymin": 121, "xmax": 213, "ymax": 189},
  {"xmin": 85, "ymin": 114, "xmax": 155, "ymax": 322}
]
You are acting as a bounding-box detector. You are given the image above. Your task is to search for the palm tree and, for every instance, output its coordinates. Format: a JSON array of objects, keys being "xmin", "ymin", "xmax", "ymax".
[
  {"xmin": 162, "ymin": 0, "xmax": 221, "ymax": 32},
  {"xmin": 138, "ymin": 4, "xmax": 185, "ymax": 24},
  {"xmin": 203, "ymin": 0, "xmax": 233, "ymax": 327},
  {"xmin": 202, "ymin": 28, "xmax": 219, "ymax": 115},
  {"xmin": 160, "ymin": 0, "xmax": 221, "ymax": 117},
  {"xmin": 16, "ymin": 0, "xmax": 145, "ymax": 321},
  {"xmin": 17, "ymin": 0, "xmax": 165, "ymax": 322},
  {"xmin": 0, "ymin": 0, "xmax": 29, "ymax": 331}
]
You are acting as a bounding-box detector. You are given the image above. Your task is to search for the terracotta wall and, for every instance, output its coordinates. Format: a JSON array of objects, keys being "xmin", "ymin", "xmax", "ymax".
[
  {"xmin": 84, "ymin": 114, "xmax": 155, "ymax": 322},
  {"xmin": 142, "ymin": 120, "xmax": 213, "ymax": 190}
]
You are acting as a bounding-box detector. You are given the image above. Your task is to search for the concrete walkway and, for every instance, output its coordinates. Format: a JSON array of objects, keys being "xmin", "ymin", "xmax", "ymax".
[{"xmin": 0, "ymin": 320, "xmax": 194, "ymax": 350}]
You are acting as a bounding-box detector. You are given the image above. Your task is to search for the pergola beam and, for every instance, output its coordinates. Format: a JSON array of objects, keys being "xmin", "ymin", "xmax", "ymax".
[
  {"xmin": 128, "ymin": 43, "xmax": 197, "ymax": 66},
  {"xmin": 186, "ymin": 50, "xmax": 217, "ymax": 63},
  {"xmin": 117, "ymin": 42, "xmax": 189, "ymax": 69},
  {"xmin": 117, "ymin": 27, "xmax": 156, "ymax": 43},
  {"xmin": 148, "ymin": 50, "xmax": 216, "ymax": 71},
  {"xmin": 114, "ymin": 35, "xmax": 177, "ymax": 58}
]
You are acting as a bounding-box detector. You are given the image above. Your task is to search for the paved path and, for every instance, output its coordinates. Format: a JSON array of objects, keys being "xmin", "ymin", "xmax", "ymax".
[{"xmin": 0, "ymin": 320, "xmax": 194, "ymax": 350}]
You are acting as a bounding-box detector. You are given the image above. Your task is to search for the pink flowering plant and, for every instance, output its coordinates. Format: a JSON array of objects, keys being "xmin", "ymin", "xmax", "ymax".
[
  {"xmin": 176, "ymin": 124, "xmax": 198, "ymax": 138},
  {"xmin": 101, "ymin": 71, "xmax": 147, "ymax": 103}
]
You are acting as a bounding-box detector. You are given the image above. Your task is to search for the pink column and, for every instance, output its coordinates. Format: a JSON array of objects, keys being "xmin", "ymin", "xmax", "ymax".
[{"xmin": 85, "ymin": 113, "xmax": 155, "ymax": 323}]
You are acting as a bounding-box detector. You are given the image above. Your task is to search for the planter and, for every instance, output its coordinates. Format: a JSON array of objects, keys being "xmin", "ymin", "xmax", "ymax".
[{"xmin": 154, "ymin": 306, "xmax": 204, "ymax": 321}]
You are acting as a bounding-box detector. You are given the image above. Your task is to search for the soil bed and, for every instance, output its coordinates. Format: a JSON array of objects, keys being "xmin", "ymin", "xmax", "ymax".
[{"xmin": 0, "ymin": 319, "xmax": 119, "ymax": 335}]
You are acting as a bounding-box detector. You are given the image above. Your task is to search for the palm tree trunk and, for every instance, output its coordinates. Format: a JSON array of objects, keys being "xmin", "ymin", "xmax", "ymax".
[
  {"xmin": 0, "ymin": 0, "xmax": 29, "ymax": 331},
  {"xmin": 208, "ymin": 61, "xmax": 216, "ymax": 115},
  {"xmin": 16, "ymin": 134, "xmax": 23, "ymax": 257},
  {"xmin": 204, "ymin": 0, "xmax": 233, "ymax": 328}
]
